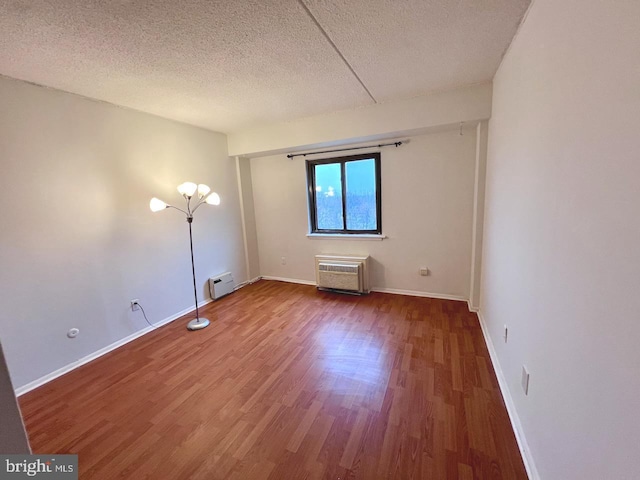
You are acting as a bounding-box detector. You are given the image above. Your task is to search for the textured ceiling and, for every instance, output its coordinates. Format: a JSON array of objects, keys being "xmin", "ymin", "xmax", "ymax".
[{"xmin": 0, "ymin": 0, "xmax": 529, "ymax": 133}]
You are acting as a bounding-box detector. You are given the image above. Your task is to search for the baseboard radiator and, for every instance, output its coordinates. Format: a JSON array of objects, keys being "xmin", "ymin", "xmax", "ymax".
[
  {"xmin": 209, "ymin": 272, "xmax": 234, "ymax": 300},
  {"xmin": 314, "ymin": 254, "xmax": 371, "ymax": 294}
]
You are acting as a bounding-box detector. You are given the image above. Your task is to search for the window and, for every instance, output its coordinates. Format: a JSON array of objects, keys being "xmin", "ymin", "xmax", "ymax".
[{"xmin": 306, "ymin": 153, "xmax": 381, "ymax": 234}]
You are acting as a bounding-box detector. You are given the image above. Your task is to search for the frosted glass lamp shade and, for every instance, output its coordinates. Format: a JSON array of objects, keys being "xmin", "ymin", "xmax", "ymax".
[
  {"xmin": 197, "ymin": 184, "xmax": 211, "ymax": 198},
  {"xmin": 177, "ymin": 182, "xmax": 198, "ymax": 197},
  {"xmin": 150, "ymin": 197, "xmax": 168, "ymax": 212},
  {"xmin": 205, "ymin": 192, "xmax": 221, "ymax": 205}
]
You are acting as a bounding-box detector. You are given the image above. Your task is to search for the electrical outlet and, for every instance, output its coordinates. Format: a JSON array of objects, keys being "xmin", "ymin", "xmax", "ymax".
[
  {"xmin": 503, "ymin": 325, "xmax": 508, "ymax": 343},
  {"xmin": 281, "ymin": 256, "xmax": 286, "ymax": 265},
  {"xmin": 419, "ymin": 267, "xmax": 429, "ymax": 276},
  {"xmin": 521, "ymin": 366, "xmax": 530, "ymax": 395},
  {"xmin": 131, "ymin": 299, "xmax": 140, "ymax": 311}
]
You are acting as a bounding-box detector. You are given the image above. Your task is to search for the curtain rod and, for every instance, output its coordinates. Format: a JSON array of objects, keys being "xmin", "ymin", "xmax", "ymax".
[{"xmin": 287, "ymin": 141, "xmax": 403, "ymax": 159}]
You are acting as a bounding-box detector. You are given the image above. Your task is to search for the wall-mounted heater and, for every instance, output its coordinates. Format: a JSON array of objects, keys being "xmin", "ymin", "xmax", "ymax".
[
  {"xmin": 209, "ymin": 272, "xmax": 234, "ymax": 300},
  {"xmin": 314, "ymin": 255, "xmax": 370, "ymax": 294}
]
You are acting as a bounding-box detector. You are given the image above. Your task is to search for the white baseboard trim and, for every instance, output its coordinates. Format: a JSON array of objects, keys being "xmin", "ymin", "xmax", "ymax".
[
  {"xmin": 371, "ymin": 287, "xmax": 467, "ymax": 303},
  {"xmin": 259, "ymin": 276, "xmax": 467, "ymax": 303},
  {"xmin": 233, "ymin": 276, "xmax": 262, "ymax": 291},
  {"xmin": 476, "ymin": 310, "xmax": 539, "ymax": 480},
  {"xmin": 467, "ymin": 300, "xmax": 479, "ymax": 312},
  {"xmin": 260, "ymin": 276, "xmax": 317, "ymax": 286},
  {"xmin": 15, "ymin": 298, "xmax": 214, "ymax": 397}
]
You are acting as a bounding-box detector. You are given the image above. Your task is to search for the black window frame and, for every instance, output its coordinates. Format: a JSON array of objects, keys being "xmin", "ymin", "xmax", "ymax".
[{"xmin": 306, "ymin": 152, "xmax": 382, "ymax": 235}]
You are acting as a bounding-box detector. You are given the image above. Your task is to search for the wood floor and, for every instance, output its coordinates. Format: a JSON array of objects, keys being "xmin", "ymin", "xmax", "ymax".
[{"xmin": 19, "ymin": 280, "xmax": 527, "ymax": 479}]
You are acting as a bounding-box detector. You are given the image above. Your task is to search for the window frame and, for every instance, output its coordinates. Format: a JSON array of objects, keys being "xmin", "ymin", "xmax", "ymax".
[{"xmin": 306, "ymin": 152, "xmax": 382, "ymax": 235}]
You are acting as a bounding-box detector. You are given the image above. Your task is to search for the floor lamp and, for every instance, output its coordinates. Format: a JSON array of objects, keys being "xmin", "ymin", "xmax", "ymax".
[{"xmin": 150, "ymin": 182, "xmax": 220, "ymax": 331}]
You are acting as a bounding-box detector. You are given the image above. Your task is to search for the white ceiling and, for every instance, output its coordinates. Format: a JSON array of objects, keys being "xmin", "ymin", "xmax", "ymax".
[{"xmin": 0, "ymin": 0, "xmax": 529, "ymax": 133}]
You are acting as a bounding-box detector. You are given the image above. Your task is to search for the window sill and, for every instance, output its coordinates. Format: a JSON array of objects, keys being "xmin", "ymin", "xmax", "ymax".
[{"xmin": 306, "ymin": 233, "xmax": 386, "ymax": 241}]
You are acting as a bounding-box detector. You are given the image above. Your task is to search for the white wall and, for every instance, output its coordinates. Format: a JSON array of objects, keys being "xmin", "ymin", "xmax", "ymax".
[
  {"xmin": 481, "ymin": 0, "xmax": 640, "ymax": 478},
  {"xmin": 0, "ymin": 76, "xmax": 246, "ymax": 389},
  {"xmin": 250, "ymin": 128, "xmax": 477, "ymax": 298},
  {"xmin": 228, "ymin": 83, "xmax": 492, "ymax": 157}
]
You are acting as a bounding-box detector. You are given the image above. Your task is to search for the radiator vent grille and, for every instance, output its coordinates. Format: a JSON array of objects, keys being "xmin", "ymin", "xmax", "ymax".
[
  {"xmin": 318, "ymin": 263, "xmax": 359, "ymax": 274},
  {"xmin": 314, "ymin": 254, "xmax": 371, "ymax": 294}
]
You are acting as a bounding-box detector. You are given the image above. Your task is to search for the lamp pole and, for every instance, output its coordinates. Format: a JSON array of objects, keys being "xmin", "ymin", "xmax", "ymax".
[
  {"xmin": 186, "ymin": 215, "xmax": 207, "ymax": 330},
  {"xmin": 150, "ymin": 182, "xmax": 221, "ymax": 331}
]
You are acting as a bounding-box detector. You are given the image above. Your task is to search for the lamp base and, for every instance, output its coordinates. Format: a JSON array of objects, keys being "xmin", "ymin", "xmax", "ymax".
[{"xmin": 187, "ymin": 318, "xmax": 210, "ymax": 331}]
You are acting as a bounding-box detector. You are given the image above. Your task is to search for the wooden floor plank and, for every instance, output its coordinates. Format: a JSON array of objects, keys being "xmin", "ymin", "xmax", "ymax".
[
  {"xmin": 286, "ymin": 400, "xmax": 323, "ymax": 453},
  {"xmin": 19, "ymin": 280, "xmax": 527, "ymax": 479},
  {"xmin": 339, "ymin": 407, "xmax": 369, "ymax": 468}
]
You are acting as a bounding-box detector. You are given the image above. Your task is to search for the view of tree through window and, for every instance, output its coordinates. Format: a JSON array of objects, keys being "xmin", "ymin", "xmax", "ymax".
[
  {"xmin": 306, "ymin": 153, "xmax": 381, "ymax": 234},
  {"xmin": 314, "ymin": 162, "xmax": 343, "ymax": 230},
  {"xmin": 345, "ymin": 159, "xmax": 377, "ymax": 230}
]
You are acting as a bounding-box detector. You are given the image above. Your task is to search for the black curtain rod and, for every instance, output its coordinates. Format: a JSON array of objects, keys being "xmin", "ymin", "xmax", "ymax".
[{"xmin": 287, "ymin": 141, "xmax": 403, "ymax": 159}]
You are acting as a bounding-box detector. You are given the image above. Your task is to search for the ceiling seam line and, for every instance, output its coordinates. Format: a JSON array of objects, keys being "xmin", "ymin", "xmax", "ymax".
[{"xmin": 297, "ymin": 0, "xmax": 377, "ymax": 104}]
